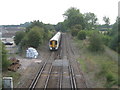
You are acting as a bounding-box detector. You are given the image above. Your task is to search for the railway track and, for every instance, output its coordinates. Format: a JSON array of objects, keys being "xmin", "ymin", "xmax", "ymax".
[{"xmin": 28, "ymin": 33, "xmax": 87, "ymax": 89}]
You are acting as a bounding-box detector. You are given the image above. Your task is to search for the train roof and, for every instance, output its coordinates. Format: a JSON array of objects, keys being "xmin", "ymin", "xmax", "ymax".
[{"xmin": 50, "ymin": 32, "xmax": 61, "ymax": 41}]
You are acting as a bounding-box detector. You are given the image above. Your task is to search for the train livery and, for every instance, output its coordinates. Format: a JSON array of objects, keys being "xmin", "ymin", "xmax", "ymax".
[{"xmin": 49, "ymin": 32, "xmax": 61, "ymax": 50}]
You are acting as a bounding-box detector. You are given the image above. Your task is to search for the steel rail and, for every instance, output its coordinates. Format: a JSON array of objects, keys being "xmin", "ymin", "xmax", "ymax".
[
  {"xmin": 28, "ymin": 62, "xmax": 47, "ymax": 90},
  {"xmin": 65, "ymin": 34, "xmax": 77, "ymax": 89},
  {"xmin": 44, "ymin": 65, "xmax": 53, "ymax": 90}
]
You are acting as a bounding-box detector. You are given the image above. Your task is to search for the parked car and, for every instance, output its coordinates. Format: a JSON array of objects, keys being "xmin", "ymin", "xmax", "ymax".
[{"xmin": 2, "ymin": 41, "xmax": 13, "ymax": 45}]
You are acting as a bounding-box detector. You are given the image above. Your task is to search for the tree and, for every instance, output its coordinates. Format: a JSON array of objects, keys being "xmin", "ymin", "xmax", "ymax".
[
  {"xmin": 0, "ymin": 41, "xmax": 11, "ymax": 70},
  {"xmin": 77, "ymin": 30, "xmax": 86, "ymax": 40},
  {"xmin": 84, "ymin": 12, "xmax": 98, "ymax": 30},
  {"xmin": 89, "ymin": 32, "xmax": 104, "ymax": 52},
  {"xmin": 26, "ymin": 20, "xmax": 44, "ymax": 32},
  {"xmin": 103, "ymin": 16, "xmax": 110, "ymax": 25},
  {"xmin": 71, "ymin": 24, "xmax": 82, "ymax": 36},
  {"xmin": 55, "ymin": 22, "xmax": 67, "ymax": 32},
  {"xmin": 14, "ymin": 31, "xmax": 25, "ymax": 45},
  {"xmin": 27, "ymin": 26, "xmax": 44, "ymax": 48},
  {"xmin": 63, "ymin": 7, "xmax": 85, "ymax": 29},
  {"xmin": 103, "ymin": 16, "xmax": 110, "ymax": 30},
  {"xmin": 109, "ymin": 17, "xmax": 120, "ymax": 53},
  {"xmin": 109, "ymin": 34, "xmax": 120, "ymax": 53}
]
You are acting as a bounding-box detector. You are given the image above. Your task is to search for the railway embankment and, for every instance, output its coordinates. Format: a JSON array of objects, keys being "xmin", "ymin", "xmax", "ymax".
[{"xmin": 74, "ymin": 38, "xmax": 118, "ymax": 88}]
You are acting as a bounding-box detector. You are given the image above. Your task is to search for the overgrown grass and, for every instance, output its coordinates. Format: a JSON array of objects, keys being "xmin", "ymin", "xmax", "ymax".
[
  {"xmin": 2, "ymin": 71, "xmax": 21, "ymax": 87},
  {"xmin": 74, "ymin": 38, "xmax": 118, "ymax": 88},
  {"xmin": 77, "ymin": 58, "xmax": 87, "ymax": 72}
]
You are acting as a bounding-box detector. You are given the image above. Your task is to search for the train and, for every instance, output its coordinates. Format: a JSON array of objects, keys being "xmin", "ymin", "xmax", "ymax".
[{"xmin": 49, "ymin": 32, "xmax": 62, "ymax": 50}]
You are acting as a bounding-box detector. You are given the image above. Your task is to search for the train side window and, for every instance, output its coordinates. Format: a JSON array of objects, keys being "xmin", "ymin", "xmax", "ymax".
[{"xmin": 55, "ymin": 41, "xmax": 57, "ymax": 45}]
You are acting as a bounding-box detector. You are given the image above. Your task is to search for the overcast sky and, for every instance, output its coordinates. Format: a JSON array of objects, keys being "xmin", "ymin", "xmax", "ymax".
[{"xmin": 0, "ymin": 0, "xmax": 119, "ymax": 25}]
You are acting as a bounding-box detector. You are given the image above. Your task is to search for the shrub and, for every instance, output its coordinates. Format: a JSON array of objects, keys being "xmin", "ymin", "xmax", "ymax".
[
  {"xmin": 109, "ymin": 34, "xmax": 120, "ymax": 53},
  {"xmin": 71, "ymin": 29, "xmax": 79, "ymax": 36},
  {"xmin": 105, "ymin": 72, "xmax": 118, "ymax": 88},
  {"xmin": 27, "ymin": 26, "xmax": 44, "ymax": 48},
  {"xmin": 1, "ymin": 43, "xmax": 11, "ymax": 70},
  {"xmin": 71, "ymin": 24, "xmax": 82, "ymax": 36},
  {"xmin": 77, "ymin": 30, "xmax": 86, "ymax": 40},
  {"xmin": 101, "ymin": 35, "xmax": 111, "ymax": 46},
  {"xmin": 14, "ymin": 31, "xmax": 25, "ymax": 45},
  {"xmin": 88, "ymin": 32, "xmax": 104, "ymax": 52}
]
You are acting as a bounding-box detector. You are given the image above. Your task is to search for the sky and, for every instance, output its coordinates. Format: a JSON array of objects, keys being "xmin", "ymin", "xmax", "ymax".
[{"xmin": 0, "ymin": 0, "xmax": 119, "ymax": 25}]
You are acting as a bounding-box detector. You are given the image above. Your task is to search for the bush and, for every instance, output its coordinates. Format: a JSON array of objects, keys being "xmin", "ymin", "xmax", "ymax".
[
  {"xmin": 27, "ymin": 26, "xmax": 44, "ymax": 48},
  {"xmin": 14, "ymin": 31, "xmax": 25, "ymax": 45},
  {"xmin": 105, "ymin": 72, "xmax": 118, "ymax": 88},
  {"xmin": 86, "ymin": 30, "xmax": 98, "ymax": 36},
  {"xmin": 77, "ymin": 30, "xmax": 86, "ymax": 40},
  {"xmin": 71, "ymin": 24, "xmax": 82, "ymax": 36},
  {"xmin": 101, "ymin": 35, "xmax": 111, "ymax": 46},
  {"xmin": 1, "ymin": 43, "xmax": 11, "ymax": 70},
  {"xmin": 88, "ymin": 32, "xmax": 104, "ymax": 52},
  {"xmin": 109, "ymin": 34, "xmax": 120, "ymax": 53},
  {"xmin": 71, "ymin": 29, "xmax": 79, "ymax": 36}
]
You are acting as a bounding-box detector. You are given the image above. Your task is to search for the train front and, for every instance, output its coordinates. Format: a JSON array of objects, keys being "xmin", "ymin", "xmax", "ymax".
[{"xmin": 49, "ymin": 40, "xmax": 58, "ymax": 50}]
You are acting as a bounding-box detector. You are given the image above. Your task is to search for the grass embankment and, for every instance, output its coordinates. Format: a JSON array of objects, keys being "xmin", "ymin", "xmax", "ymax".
[{"xmin": 74, "ymin": 38, "xmax": 118, "ymax": 88}]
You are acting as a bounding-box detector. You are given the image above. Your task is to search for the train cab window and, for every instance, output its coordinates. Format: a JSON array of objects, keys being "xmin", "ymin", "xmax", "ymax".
[
  {"xmin": 55, "ymin": 41, "xmax": 57, "ymax": 45},
  {"xmin": 50, "ymin": 41, "xmax": 52, "ymax": 45}
]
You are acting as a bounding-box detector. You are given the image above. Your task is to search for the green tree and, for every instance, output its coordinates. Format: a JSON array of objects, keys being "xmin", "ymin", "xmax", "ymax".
[
  {"xmin": 63, "ymin": 7, "xmax": 85, "ymax": 29},
  {"xmin": 84, "ymin": 12, "xmax": 98, "ymax": 30},
  {"xmin": 14, "ymin": 31, "xmax": 25, "ymax": 45},
  {"xmin": 109, "ymin": 17, "xmax": 120, "ymax": 53},
  {"xmin": 103, "ymin": 16, "xmax": 110, "ymax": 30},
  {"xmin": 109, "ymin": 33, "xmax": 120, "ymax": 53},
  {"xmin": 0, "ymin": 41, "xmax": 11, "ymax": 70},
  {"xmin": 71, "ymin": 24, "xmax": 82, "ymax": 36},
  {"xmin": 77, "ymin": 30, "xmax": 86, "ymax": 40},
  {"xmin": 55, "ymin": 22, "xmax": 67, "ymax": 32},
  {"xmin": 27, "ymin": 26, "xmax": 44, "ymax": 48},
  {"xmin": 89, "ymin": 32, "xmax": 104, "ymax": 52},
  {"xmin": 26, "ymin": 20, "xmax": 44, "ymax": 32}
]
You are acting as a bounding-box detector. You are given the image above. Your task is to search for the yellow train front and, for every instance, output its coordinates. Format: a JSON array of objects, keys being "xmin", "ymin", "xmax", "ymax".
[{"xmin": 49, "ymin": 32, "xmax": 61, "ymax": 50}]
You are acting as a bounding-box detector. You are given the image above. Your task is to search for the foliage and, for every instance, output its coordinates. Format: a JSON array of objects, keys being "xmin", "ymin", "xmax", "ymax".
[
  {"xmin": 109, "ymin": 34, "xmax": 120, "ymax": 53},
  {"xmin": 86, "ymin": 30, "xmax": 98, "ymax": 36},
  {"xmin": 84, "ymin": 12, "xmax": 98, "ymax": 30},
  {"xmin": 77, "ymin": 30, "xmax": 86, "ymax": 40},
  {"xmin": 103, "ymin": 16, "xmax": 110, "ymax": 25},
  {"xmin": 1, "ymin": 42, "xmax": 11, "ymax": 70},
  {"xmin": 26, "ymin": 20, "xmax": 45, "ymax": 33},
  {"xmin": 55, "ymin": 22, "xmax": 67, "ymax": 32},
  {"xmin": 63, "ymin": 7, "xmax": 85, "ymax": 29},
  {"xmin": 25, "ymin": 26, "xmax": 44, "ymax": 48},
  {"xmin": 70, "ymin": 24, "xmax": 82, "ymax": 36},
  {"xmin": 14, "ymin": 31, "xmax": 25, "ymax": 45},
  {"xmin": 74, "ymin": 38, "xmax": 118, "ymax": 88},
  {"xmin": 15, "ymin": 20, "xmax": 54, "ymax": 52},
  {"xmin": 101, "ymin": 35, "xmax": 111, "ymax": 46},
  {"xmin": 88, "ymin": 32, "xmax": 104, "ymax": 52}
]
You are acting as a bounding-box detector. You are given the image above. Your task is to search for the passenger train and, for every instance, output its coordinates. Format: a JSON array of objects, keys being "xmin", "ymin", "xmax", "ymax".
[{"xmin": 49, "ymin": 32, "xmax": 61, "ymax": 50}]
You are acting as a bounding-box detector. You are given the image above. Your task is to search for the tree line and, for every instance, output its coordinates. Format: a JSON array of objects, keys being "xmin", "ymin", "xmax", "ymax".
[
  {"xmin": 14, "ymin": 7, "xmax": 119, "ymax": 53},
  {"xmin": 55, "ymin": 7, "xmax": 119, "ymax": 53},
  {"xmin": 14, "ymin": 20, "xmax": 55, "ymax": 53}
]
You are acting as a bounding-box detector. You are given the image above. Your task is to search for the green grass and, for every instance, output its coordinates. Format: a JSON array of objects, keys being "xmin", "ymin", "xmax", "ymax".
[
  {"xmin": 77, "ymin": 58, "xmax": 87, "ymax": 72},
  {"xmin": 74, "ymin": 37, "xmax": 118, "ymax": 88},
  {"xmin": 2, "ymin": 71, "xmax": 21, "ymax": 87}
]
